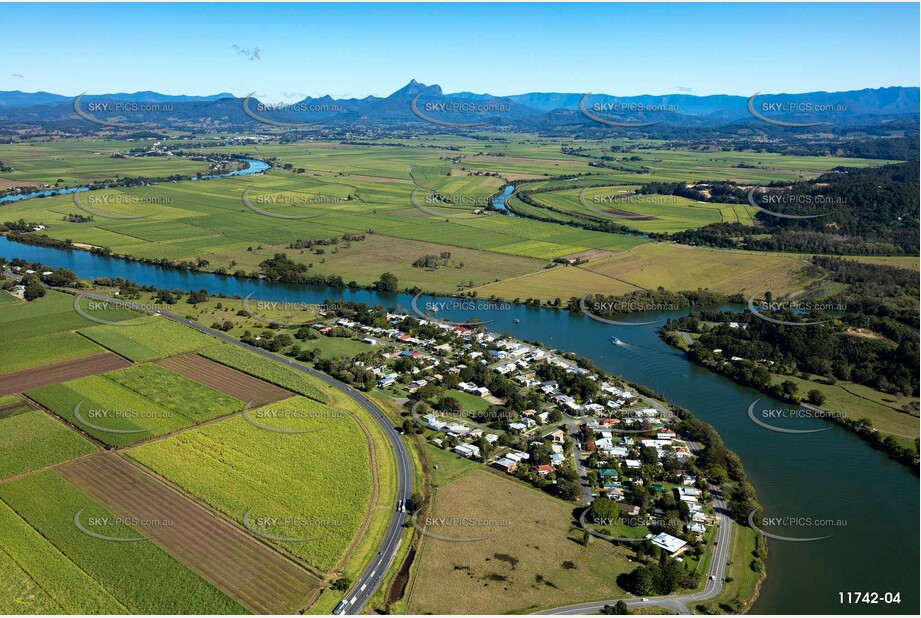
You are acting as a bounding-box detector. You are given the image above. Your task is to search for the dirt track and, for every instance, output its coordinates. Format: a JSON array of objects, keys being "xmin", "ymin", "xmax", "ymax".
[
  {"xmin": 156, "ymin": 354, "xmax": 294, "ymax": 407},
  {"xmin": 0, "ymin": 352, "xmax": 131, "ymax": 396},
  {"xmin": 57, "ymin": 452, "xmax": 320, "ymax": 614}
]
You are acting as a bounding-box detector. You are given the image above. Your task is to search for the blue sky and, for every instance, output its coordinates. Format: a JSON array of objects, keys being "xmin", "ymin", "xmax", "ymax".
[{"xmin": 3, "ymin": 3, "xmax": 919, "ymax": 100}]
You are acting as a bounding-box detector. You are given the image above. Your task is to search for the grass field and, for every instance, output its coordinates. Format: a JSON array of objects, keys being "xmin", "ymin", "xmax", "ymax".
[
  {"xmin": 476, "ymin": 242, "xmax": 821, "ymax": 302},
  {"xmin": 26, "ymin": 364, "xmax": 243, "ymax": 447},
  {"xmin": 0, "ymin": 291, "xmax": 132, "ymax": 342},
  {"xmin": 776, "ymin": 375, "xmax": 919, "ymax": 441},
  {"xmin": 0, "ymin": 406, "xmax": 96, "ymax": 480},
  {"xmin": 77, "ymin": 318, "xmax": 218, "ymax": 362},
  {"xmin": 0, "ymin": 499, "xmax": 126, "ymax": 614},
  {"xmin": 0, "ymin": 471, "xmax": 246, "ymax": 614},
  {"xmin": 0, "ymin": 331, "xmax": 104, "ymax": 375},
  {"xmin": 1, "ymin": 138, "xmax": 898, "ymax": 302},
  {"xmin": 529, "ymin": 186, "xmax": 757, "ymax": 234},
  {"xmin": 127, "ymin": 397, "xmax": 374, "ymax": 573},
  {"xmin": 199, "ymin": 344, "xmax": 330, "ymax": 402},
  {"xmin": 406, "ymin": 469, "xmax": 636, "ymax": 614},
  {"xmin": 0, "ymin": 140, "xmax": 209, "ymax": 185}
]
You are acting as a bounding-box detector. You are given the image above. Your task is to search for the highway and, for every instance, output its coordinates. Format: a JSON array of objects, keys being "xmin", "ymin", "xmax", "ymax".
[{"xmin": 66, "ymin": 290, "xmax": 413, "ymax": 615}]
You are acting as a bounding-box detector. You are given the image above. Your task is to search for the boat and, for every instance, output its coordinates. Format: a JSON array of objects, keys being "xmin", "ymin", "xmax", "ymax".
[
  {"xmin": 611, "ymin": 336, "xmax": 622, "ymax": 345},
  {"xmin": 513, "ymin": 319, "xmax": 520, "ymax": 324}
]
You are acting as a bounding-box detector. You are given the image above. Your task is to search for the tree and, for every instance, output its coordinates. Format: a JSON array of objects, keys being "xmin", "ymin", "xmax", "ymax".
[
  {"xmin": 23, "ymin": 280, "xmax": 45, "ymax": 301},
  {"xmin": 375, "ymin": 272, "xmax": 399, "ymax": 292},
  {"xmin": 806, "ymin": 389, "xmax": 826, "ymax": 405},
  {"xmin": 407, "ymin": 492, "xmax": 425, "ymax": 513}
]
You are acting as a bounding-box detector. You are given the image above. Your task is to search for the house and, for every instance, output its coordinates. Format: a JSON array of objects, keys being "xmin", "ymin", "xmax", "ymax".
[
  {"xmin": 362, "ymin": 337, "xmax": 377, "ymax": 345},
  {"xmin": 648, "ymin": 532, "xmax": 688, "ymax": 555},
  {"xmin": 625, "ymin": 459, "xmax": 642, "ymax": 469},
  {"xmin": 494, "ymin": 457, "xmax": 518, "ymax": 473},
  {"xmin": 508, "ymin": 422, "xmax": 527, "ymax": 432},
  {"xmin": 453, "ymin": 443, "xmax": 480, "ymax": 459},
  {"xmin": 687, "ymin": 522, "xmax": 706, "ymax": 536},
  {"xmin": 534, "ymin": 464, "xmax": 554, "ymax": 476},
  {"xmin": 550, "ymin": 453, "xmax": 565, "ymax": 465},
  {"xmin": 676, "ymin": 487, "xmax": 700, "ymax": 503},
  {"xmin": 617, "ymin": 503, "xmax": 641, "ymax": 517},
  {"xmin": 544, "ymin": 429, "xmax": 565, "ymax": 444},
  {"xmin": 505, "ymin": 451, "xmax": 530, "ymax": 463}
]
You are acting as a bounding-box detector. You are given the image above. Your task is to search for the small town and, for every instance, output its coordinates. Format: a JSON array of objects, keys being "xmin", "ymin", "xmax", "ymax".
[{"xmin": 303, "ymin": 301, "xmax": 719, "ymax": 561}]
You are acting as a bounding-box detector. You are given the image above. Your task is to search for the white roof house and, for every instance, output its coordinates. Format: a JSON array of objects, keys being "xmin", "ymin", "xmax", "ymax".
[{"xmin": 649, "ymin": 532, "xmax": 688, "ymax": 555}]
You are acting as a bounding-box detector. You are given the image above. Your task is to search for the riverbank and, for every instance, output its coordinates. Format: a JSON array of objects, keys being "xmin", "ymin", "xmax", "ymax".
[
  {"xmin": 659, "ymin": 329, "xmax": 920, "ymax": 473},
  {"xmin": 2, "ymin": 240, "xmax": 919, "ymax": 614}
]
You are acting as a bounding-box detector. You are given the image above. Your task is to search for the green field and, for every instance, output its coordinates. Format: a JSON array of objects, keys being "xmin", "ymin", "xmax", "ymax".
[
  {"xmin": 199, "ymin": 344, "xmax": 329, "ymax": 402},
  {"xmin": 777, "ymin": 374, "xmax": 919, "ymax": 442},
  {"xmin": 77, "ymin": 318, "xmax": 218, "ymax": 361},
  {"xmin": 27, "ymin": 365, "xmax": 242, "ymax": 447},
  {"xmin": 127, "ymin": 397, "xmax": 373, "ymax": 573},
  {"xmin": 0, "ymin": 471, "xmax": 245, "ymax": 614},
  {"xmin": 0, "ymin": 499, "xmax": 126, "ymax": 614},
  {"xmin": 0, "ymin": 406, "xmax": 96, "ymax": 480},
  {"xmin": 0, "ymin": 331, "xmax": 104, "ymax": 375},
  {"xmin": 1, "ymin": 138, "xmax": 894, "ymax": 300}
]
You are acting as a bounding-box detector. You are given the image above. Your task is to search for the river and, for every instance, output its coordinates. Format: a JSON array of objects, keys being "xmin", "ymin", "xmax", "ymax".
[
  {"xmin": 0, "ymin": 158, "xmax": 270, "ymax": 204},
  {"xmin": 0, "ymin": 243, "xmax": 917, "ymax": 614}
]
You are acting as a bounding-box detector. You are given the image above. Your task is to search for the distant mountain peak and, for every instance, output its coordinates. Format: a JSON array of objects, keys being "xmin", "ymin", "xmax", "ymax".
[{"xmin": 389, "ymin": 79, "xmax": 442, "ymax": 98}]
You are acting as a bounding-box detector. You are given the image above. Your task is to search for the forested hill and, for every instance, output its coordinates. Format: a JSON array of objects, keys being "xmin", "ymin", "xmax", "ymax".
[{"xmin": 666, "ymin": 162, "xmax": 920, "ymax": 255}]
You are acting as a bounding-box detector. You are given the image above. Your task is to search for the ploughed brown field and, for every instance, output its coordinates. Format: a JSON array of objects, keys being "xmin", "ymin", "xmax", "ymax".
[
  {"xmin": 0, "ymin": 352, "xmax": 131, "ymax": 396},
  {"xmin": 57, "ymin": 452, "xmax": 321, "ymax": 614},
  {"xmin": 156, "ymin": 353, "xmax": 294, "ymax": 408}
]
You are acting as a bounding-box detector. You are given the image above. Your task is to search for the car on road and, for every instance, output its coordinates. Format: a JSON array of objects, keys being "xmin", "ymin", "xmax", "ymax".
[{"xmin": 709, "ymin": 575, "xmax": 716, "ymax": 580}]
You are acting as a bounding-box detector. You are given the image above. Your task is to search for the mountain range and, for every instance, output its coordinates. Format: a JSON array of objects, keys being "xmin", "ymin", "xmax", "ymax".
[{"xmin": 1, "ymin": 80, "xmax": 917, "ymax": 129}]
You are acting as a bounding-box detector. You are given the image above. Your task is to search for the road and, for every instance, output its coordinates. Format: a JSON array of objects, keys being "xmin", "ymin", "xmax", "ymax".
[
  {"xmin": 66, "ymin": 290, "xmax": 412, "ymax": 615},
  {"xmin": 550, "ymin": 388, "xmax": 730, "ymax": 614},
  {"xmin": 562, "ymin": 415, "xmax": 594, "ymax": 504},
  {"xmin": 536, "ymin": 486, "xmax": 733, "ymax": 615}
]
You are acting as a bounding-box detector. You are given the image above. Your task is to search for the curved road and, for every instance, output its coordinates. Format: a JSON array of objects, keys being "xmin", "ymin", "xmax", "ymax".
[
  {"xmin": 537, "ymin": 487, "xmax": 733, "ymax": 615},
  {"xmin": 67, "ymin": 290, "xmax": 412, "ymax": 615}
]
